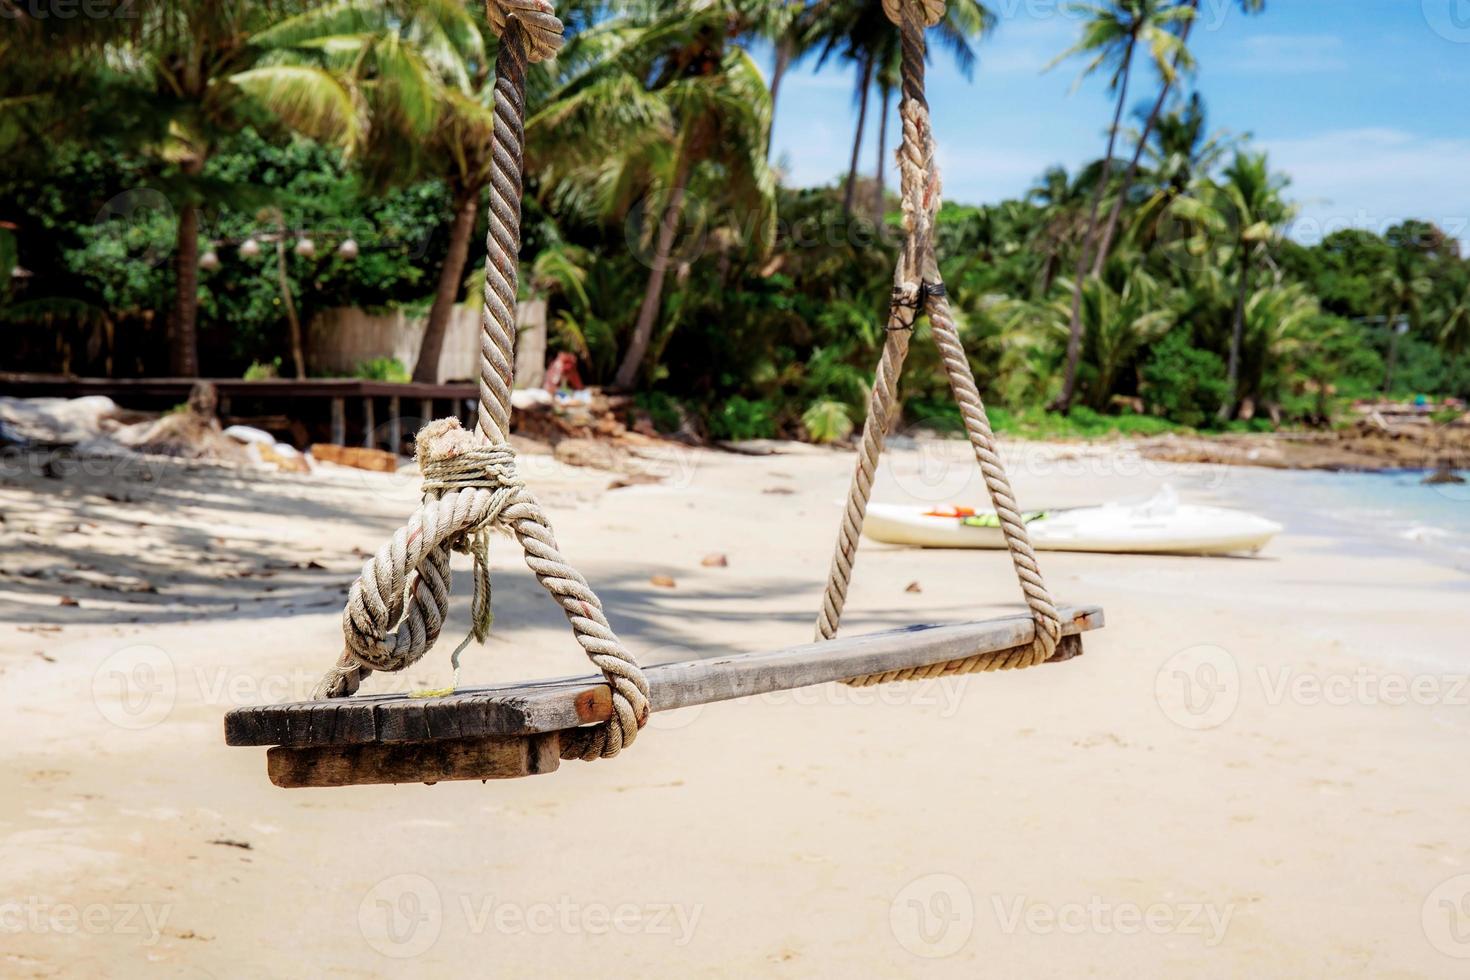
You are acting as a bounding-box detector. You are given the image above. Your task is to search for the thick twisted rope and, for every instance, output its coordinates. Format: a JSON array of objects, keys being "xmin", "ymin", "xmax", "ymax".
[
  {"xmin": 816, "ymin": 0, "xmax": 1063, "ymax": 680},
  {"xmin": 814, "ymin": 13, "xmax": 934, "ymax": 641},
  {"xmin": 486, "ymin": 0, "xmax": 564, "ymax": 64},
  {"xmin": 313, "ymin": 5, "xmax": 649, "ymax": 761},
  {"xmin": 479, "ymin": 9, "xmax": 537, "ymax": 442}
]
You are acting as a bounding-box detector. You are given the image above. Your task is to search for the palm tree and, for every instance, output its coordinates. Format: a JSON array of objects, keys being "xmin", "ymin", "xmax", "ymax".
[
  {"xmin": 257, "ymin": 0, "xmax": 504, "ymax": 382},
  {"xmin": 871, "ymin": 48, "xmax": 900, "ymax": 222},
  {"xmin": 533, "ymin": 1, "xmax": 776, "ymax": 390},
  {"xmin": 844, "ymin": 51, "xmax": 878, "ymax": 216},
  {"xmin": 803, "ymin": 0, "xmax": 994, "ymax": 217},
  {"xmin": 1438, "ymin": 279, "xmax": 1470, "ymax": 356},
  {"xmin": 1089, "ymin": 0, "xmax": 1265, "ymax": 276},
  {"xmin": 1130, "ymin": 94, "xmax": 1236, "ymax": 252},
  {"xmin": 1076, "ymin": 267, "xmax": 1175, "ymax": 410},
  {"xmin": 89, "ymin": 2, "xmax": 360, "ymax": 377},
  {"xmin": 1173, "ymin": 152, "xmax": 1292, "ymax": 419},
  {"xmin": 1146, "ymin": 94, "xmax": 1234, "ymax": 193},
  {"xmin": 762, "ymin": 0, "xmax": 811, "ymax": 151},
  {"xmin": 1373, "ymin": 248, "xmax": 1432, "ymax": 395},
  {"xmin": 1048, "ymin": 0, "xmax": 1192, "ymax": 412},
  {"xmin": 1240, "ymin": 280, "xmax": 1318, "ymax": 415},
  {"xmin": 1026, "ymin": 165, "xmax": 1091, "ymax": 295}
]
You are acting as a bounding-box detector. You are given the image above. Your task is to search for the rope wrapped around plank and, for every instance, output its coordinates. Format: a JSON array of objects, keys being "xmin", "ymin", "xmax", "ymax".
[{"xmin": 815, "ymin": 0, "xmax": 1064, "ymax": 682}]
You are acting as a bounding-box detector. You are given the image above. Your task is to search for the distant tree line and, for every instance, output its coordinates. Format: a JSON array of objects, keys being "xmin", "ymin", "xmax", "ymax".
[{"xmin": 2, "ymin": 0, "xmax": 1466, "ymax": 440}]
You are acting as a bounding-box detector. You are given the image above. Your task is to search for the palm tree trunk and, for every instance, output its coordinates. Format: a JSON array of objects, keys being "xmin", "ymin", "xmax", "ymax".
[
  {"xmin": 842, "ymin": 56, "xmax": 874, "ymax": 217},
  {"xmin": 1051, "ymin": 35, "xmax": 1137, "ymax": 412},
  {"xmin": 170, "ymin": 200, "xmax": 201, "ymax": 376},
  {"xmin": 1219, "ymin": 251, "xmax": 1252, "ymax": 422},
  {"xmin": 767, "ymin": 39, "xmax": 793, "ymax": 155},
  {"xmin": 1383, "ymin": 308, "xmax": 1402, "ymax": 395},
  {"xmin": 1039, "ymin": 249, "xmax": 1058, "ymax": 295},
  {"xmin": 873, "ymin": 84, "xmax": 891, "ymax": 222},
  {"xmin": 272, "ymin": 214, "xmax": 306, "ymax": 380},
  {"xmin": 412, "ymin": 187, "xmax": 480, "ymax": 384},
  {"xmin": 614, "ymin": 146, "xmax": 697, "ymax": 390},
  {"xmin": 1091, "ymin": 0, "xmax": 1199, "ymax": 276}
]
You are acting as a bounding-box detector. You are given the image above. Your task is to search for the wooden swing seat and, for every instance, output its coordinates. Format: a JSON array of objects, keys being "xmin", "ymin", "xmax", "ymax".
[{"xmin": 225, "ymin": 604, "xmax": 1103, "ymax": 787}]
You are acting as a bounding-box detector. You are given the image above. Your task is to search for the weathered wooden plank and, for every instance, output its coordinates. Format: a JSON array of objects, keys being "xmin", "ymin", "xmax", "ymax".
[
  {"xmin": 266, "ymin": 732, "xmax": 562, "ymax": 788},
  {"xmin": 226, "ymin": 605, "xmax": 1102, "ymax": 748}
]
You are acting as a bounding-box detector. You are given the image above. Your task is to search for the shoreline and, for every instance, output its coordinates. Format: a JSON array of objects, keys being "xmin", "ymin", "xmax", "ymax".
[{"xmin": 1127, "ymin": 420, "xmax": 1470, "ymax": 474}]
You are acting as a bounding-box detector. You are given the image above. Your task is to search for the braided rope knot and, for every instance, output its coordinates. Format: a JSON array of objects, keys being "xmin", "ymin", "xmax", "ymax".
[
  {"xmin": 314, "ymin": 418, "xmax": 651, "ymax": 760},
  {"xmin": 882, "ymin": 0, "xmax": 946, "ymax": 28},
  {"xmin": 486, "ymin": 0, "xmax": 564, "ymax": 62}
]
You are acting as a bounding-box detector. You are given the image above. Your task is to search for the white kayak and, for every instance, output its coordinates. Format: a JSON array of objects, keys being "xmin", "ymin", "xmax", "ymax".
[{"xmin": 862, "ymin": 486, "xmax": 1282, "ymax": 556}]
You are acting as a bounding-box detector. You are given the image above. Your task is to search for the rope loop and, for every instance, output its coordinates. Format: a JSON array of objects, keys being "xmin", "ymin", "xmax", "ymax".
[
  {"xmin": 882, "ymin": 0, "xmax": 946, "ymax": 28},
  {"xmin": 486, "ymin": 0, "xmax": 564, "ymax": 62},
  {"xmin": 817, "ymin": 0, "xmax": 1064, "ymax": 681},
  {"xmin": 314, "ymin": 419, "xmax": 651, "ymax": 760}
]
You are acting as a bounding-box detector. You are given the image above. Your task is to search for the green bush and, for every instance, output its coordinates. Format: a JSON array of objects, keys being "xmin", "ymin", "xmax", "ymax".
[
  {"xmin": 987, "ymin": 405, "xmax": 1181, "ymax": 439},
  {"xmin": 353, "ymin": 357, "xmax": 409, "ymax": 382},
  {"xmin": 243, "ymin": 358, "xmax": 281, "ymax": 381},
  {"xmin": 633, "ymin": 391, "xmax": 685, "ymax": 434},
  {"xmin": 1141, "ymin": 332, "xmax": 1230, "ymax": 428},
  {"xmin": 904, "ymin": 396, "xmax": 966, "ymax": 434},
  {"xmin": 708, "ymin": 396, "xmax": 777, "ymax": 441},
  {"xmin": 801, "ymin": 399, "xmax": 854, "ymax": 444}
]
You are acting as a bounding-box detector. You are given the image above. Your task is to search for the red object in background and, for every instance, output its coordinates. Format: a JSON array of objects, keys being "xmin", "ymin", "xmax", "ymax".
[{"xmin": 543, "ymin": 352, "xmax": 583, "ymax": 393}]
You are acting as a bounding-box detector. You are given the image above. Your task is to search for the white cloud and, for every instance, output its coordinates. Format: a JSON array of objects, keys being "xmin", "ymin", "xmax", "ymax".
[
  {"xmin": 1222, "ymin": 34, "xmax": 1348, "ymax": 74},
  {"xmin": 982, "ymin": 9, "xmax": 1080, "ymax": 76},
  {"xmin": 1260, "ymin": 128, "xmax": 1470, "ymax": 246}
]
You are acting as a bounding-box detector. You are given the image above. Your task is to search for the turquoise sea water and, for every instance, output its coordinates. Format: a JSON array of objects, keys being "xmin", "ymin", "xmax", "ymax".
[{"xmin": 1228, "ymin": 468, "xmax": 1470, "ymax": 574}]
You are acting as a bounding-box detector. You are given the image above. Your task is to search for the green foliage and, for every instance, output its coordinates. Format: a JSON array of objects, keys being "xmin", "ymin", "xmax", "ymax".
[
  {"xmin": 353, "ymin": 357, "xmax": 410, "ymax": 382},
  {"xmin": 1141, "ymin": 331, "xmax": 1230, "ymax": 428},
  {"xmin": 802, "ymin": 399, "xmax": 854, "ymax": 444},
  {"xmin": 243, "ymin": 358, "xmax": 282, "ymax": 381},
  {"xmin": 708, "ymin": 396, "xmax": 777, "ymax": 441},
  {"xmin": 989, "ymin": 406, "xmax": 1183, "ymax": 439},
  {"xmin": 633, "ymin": 390, "xmax": 685, "ymax": 434},
  {"xmin": 903, "ymin": 397, "xmax": 966, "ymax": 434},
  {"xmin": 6, "ymin": 4, "xmax": 1470, "ymax": 438},
  {"xmin": 2, "ymin": 130, "xmax": 450, "ymax": 374}
]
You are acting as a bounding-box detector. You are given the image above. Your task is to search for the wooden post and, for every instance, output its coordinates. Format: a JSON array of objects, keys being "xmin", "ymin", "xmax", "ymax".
[
  {"xmin": 362, "ymin": 397, "xmax": 376, "ymax": 448},
  {"xmin": 514, "ymin": 298, "xmax": 548, "ymax": 390},
  {"xmin": 420, "ymin": 398, "xmax": 433, "ymax": 426},
  {"xmin": 330, "ymin": 397, "xmax": 345, "ymax": 446},
  {"xmin": 387, "ymin": 396, "xmax": 402, "ymax": 455}
]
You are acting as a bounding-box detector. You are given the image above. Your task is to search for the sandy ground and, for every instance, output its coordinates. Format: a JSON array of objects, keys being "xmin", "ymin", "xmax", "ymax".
[{"xmin": 1, "ymin": 435, "xmax": 1468, "ymax": 978}]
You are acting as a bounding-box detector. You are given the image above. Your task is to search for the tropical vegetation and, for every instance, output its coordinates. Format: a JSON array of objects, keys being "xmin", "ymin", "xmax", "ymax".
[{"xmin": 3, "ymin": 0, "xmax": 1468, "ymax": 444}]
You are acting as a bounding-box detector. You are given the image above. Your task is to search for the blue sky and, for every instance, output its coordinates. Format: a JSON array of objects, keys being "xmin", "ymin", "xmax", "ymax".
[{"xmin": 768, "ymin": 0, "xmax": 1470, "ymax": 246}]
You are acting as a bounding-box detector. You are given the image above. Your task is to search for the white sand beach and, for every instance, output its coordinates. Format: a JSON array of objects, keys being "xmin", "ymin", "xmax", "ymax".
[{"xmin": 1, "ymin": 438, "xmax": 1467, "ymax": 977}]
